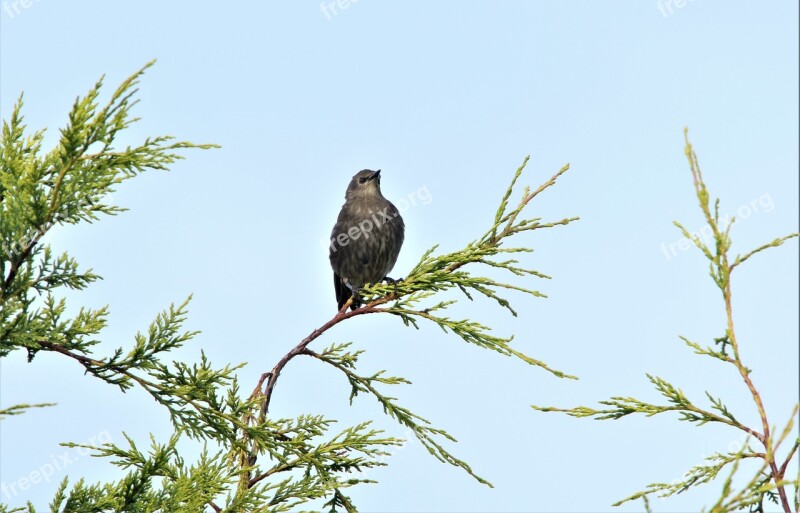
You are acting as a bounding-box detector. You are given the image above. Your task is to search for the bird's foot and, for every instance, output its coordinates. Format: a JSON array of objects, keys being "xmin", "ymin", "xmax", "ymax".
[
  {"xmin": 382, "ymin": 276, "xmax": 403, "ymax": 296},
  {"xmin": 349, "ymin": 290, "xmax": 363, "ymax": 311}
]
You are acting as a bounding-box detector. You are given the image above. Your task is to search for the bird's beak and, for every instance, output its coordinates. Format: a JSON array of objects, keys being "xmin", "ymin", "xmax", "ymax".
[{"xmin": 370, "ymin": 169, "xmax": 381, "ymax": 181}]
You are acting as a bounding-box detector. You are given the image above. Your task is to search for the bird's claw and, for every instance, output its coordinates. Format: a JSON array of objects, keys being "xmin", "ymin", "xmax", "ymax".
[{"xmin": 383, "ymin": 276, "xmax": 403, "ymax": 296}]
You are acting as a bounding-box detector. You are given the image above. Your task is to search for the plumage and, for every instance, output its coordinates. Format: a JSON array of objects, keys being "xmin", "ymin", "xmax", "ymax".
[{"xmin": 329, "ymin": 169, "xmax": 404, "ymax": 310}]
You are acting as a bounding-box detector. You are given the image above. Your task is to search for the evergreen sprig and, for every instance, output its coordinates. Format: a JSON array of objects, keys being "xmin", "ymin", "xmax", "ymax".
[
  {"xmin": 0, "ymin": 58, "xmax": 216, "ymax": 362},
  {"xmin": 0, "ymin": 402, "xmax": 56, "ymax": 419},
  {"xmin": 701, "ymin": 405, "xmax": 798, "ymax": 513},
  {"xmin": 2, "ymin": 63, "xmax": 577, "ymax": 512},
  {"xmin": 245, "ymin": 155, "xmax": 578, "ymax": 495},
  {"xmin": 532, "ymin": 129, "xmax": 799, "ymax": 511},
  {"xmin": 359, "ymin": 158, "xmax": 578, "ymax": 379},
  {"xmin": 305, "ymin": 342, "xmax": 489, "ymax": 485}
]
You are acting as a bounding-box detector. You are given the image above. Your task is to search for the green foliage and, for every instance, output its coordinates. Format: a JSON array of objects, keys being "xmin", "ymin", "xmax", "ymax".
[
  {"xmin": 533, "ymin": 129, "xmax": 799, "ymax": 512},
  {"xmin": 361, "ymin": 158, "xmax": 578, "ymax": 379},
  {"xmin": 0, "ymin": 402, "xmax": 56, "ymax": 419},
  {"xmin": 1, "ymin": 63, "xmax": 575, "ymax": 511},
  {"xmin": 0, "ymin": 58, "xmax": 215, "ymax": 362},
  {"xmin": 307, "ymin": 342, "xmax": 486, "ymax": 485}
]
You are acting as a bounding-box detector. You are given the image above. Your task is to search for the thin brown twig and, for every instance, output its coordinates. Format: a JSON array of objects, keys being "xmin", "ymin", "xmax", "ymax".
[
  {"xmin": 2, "ymin": 238, "xmax": 39, "ymax": 293},
  {"xmin": 36, "ymin": 339, "xmax": 106, "ymax": 366},
  {"xmin": 248, "ymin": 460, "xmax": 297, "ymax": 488},
  {"xmin": 251, "ymin": 302, "xmax": 381, "ymax": 421},
  {"xmin": 35, "ymin": 339, "xmax": 255, "ymax": 442},
  {"xmin": 242, "ymin": 293, "xmax": 397, "ymax": 483},
  {"xmin": 685, "ymin": 134, "xmax": 792, "ymax": 512},
  {"xmin": 717, "ymin": 214, "xmax": 789, "ymax": 512},
  {"xmin": 778, "ymin": 439, "xmax": 799, "ymax": 478}
]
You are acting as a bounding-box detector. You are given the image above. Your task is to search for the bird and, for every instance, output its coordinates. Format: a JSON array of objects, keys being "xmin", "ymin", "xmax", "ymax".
[{"xmin": 329, "ymin": 169, "xmax": 404, "ymax": 311}]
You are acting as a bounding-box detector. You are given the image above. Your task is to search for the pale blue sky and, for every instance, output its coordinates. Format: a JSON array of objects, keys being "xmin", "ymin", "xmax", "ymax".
[{"xmin": 1, "ymin": 2, "xmax": 798, "ymax": 512}]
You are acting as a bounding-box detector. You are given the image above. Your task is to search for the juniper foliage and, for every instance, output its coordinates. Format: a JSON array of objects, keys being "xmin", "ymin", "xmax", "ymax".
[
  {"xmin": 0, "ymin": 63, "xmax": 576, "ymax": 512},
  {"xmin": 533, "ymin": 130, "xmax": 799, "ymax": 513}
]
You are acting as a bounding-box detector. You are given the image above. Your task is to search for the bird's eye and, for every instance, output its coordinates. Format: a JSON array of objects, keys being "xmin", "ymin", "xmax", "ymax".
[{"xmin": 358, "ymin": 177, "xmax": 367, "ymax": 184}]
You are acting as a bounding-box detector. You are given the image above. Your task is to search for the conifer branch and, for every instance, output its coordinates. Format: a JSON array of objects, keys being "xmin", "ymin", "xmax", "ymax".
[
  {"xmin": 0, "ymin": 402, "xmax": 56, "ymax": 419},
  {"xmin": 2, "ymin": 63, "xmax": 577, "ymax": 511},
  {"xmin": 361, "ymin": 161, "xmax": 578, "ymax": 379},
  {"xmin": 532, "ymin": 130, "xmax": 798, "ymax": 511},
  {"xmin": 244, "ymin": 157, "xmax": 577, "ymax": 491},
  {"xmin": 304, "ymin": 344, "xmax": 490, "ymax": 485}
]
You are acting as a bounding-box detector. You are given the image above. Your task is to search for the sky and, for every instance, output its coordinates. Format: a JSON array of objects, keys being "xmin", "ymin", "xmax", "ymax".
[{"xmin": 0, "ymin": 1, "xmax": 798, "ymax": 512}]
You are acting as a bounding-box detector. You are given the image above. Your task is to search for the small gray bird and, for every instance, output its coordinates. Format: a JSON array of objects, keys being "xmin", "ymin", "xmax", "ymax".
[{"xmin": 329, "ymin": 169, "xmax": 404, "ymax": 310}]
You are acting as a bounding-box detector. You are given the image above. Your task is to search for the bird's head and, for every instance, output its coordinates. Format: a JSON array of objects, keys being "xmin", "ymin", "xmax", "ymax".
[{"xmin": 345, "ymin": 169, "xmax": 382, "ymax": 199}]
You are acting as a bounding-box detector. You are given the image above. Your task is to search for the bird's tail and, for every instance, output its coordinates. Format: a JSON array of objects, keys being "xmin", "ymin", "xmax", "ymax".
[{"xmin": 333, "ymin": 273, "xmax": 361, "ymax": 311}]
